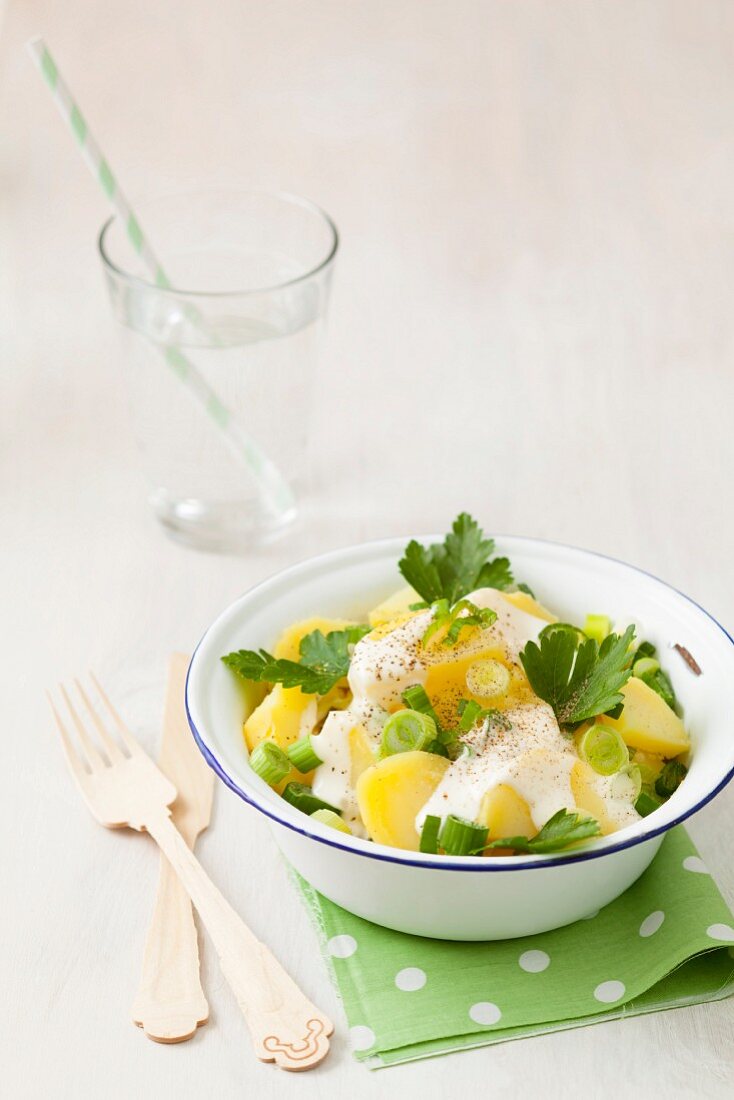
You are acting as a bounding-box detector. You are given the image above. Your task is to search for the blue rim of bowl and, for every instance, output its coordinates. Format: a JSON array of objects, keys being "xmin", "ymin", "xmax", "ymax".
[{"xmin": 185, "ymin": 533, "xmax": 734, "ymax": 872}]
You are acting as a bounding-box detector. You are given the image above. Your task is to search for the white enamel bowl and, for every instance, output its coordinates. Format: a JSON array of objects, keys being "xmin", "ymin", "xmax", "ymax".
[{"xmin": 186, "ymin": 536, "xmax": 734, "ymax": 941}]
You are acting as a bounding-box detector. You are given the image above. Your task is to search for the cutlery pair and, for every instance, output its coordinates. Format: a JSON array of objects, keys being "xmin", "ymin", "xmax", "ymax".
[{"xmin": 48, "ymin": 658, "xmax": 332, "ymax": 1072}]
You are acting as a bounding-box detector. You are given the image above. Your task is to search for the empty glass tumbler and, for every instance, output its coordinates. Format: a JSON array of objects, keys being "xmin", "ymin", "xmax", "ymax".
[{"xmin": 99, "ymin": 189, "xmax": 338, "ymax": 551}]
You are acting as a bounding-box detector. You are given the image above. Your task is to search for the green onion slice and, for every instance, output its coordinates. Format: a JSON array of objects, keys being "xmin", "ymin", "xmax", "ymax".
[
  {"xmin": 633, "ymin": 640, "xmax": 657, "ymax": 663},
  {"xmin": 457, "ymin": 699, "xmax": 483, "ymax": 732},
  {"xmin": 584, "ymin": 613, "xmax": 611, "ymax": 644},
  {"xmin": 402, "ymin": 684, "xmax": 441, "ymax": 727},
  {"xmin": 538, "ymin": 621, "xmax": 586, "ymax": 643},
  {"xmin": 578, "ymin": 724, "xmax": 629, "ymax": 776},
  {"xmin": 633, "ymin": 656, "xmax": 660, "ymax": 679},
  {"xmin": 419, "ymin": 814, "xmax": 441, "ymax": 853},
  {"xmin": 466, "ymin": 658, "xmax": 510, "ymax": 701},
  {"xmin": 249, "ymin": 740, "xmax": 290, "ymax": 786},
  {"xmin": 281, "ymin": 782, "xmax": 341, "ymax": 816},
  {"xmin": 655, "ymin": 760, "xmax": 687, "ymax": 799},
  {"xmin": 310, "ymin": 808, "xmax": 352, "ymax": 834},
  {"xmin": 286, "ymin": 733, "xmax": 323, "ymax": 773},
  {"xmin": 635, "ymin": 788, "xmax": 663, "ymax": 817},
  {"xmin": 439, "ymin": 814, "xmax": 488, "ymax": 856},
  {"xmin": 380, "ymin": 709, "xmax": 437, "ymax": 756}
]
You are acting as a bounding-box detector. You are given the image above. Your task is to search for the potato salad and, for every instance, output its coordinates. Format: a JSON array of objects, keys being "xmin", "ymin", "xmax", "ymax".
[{"xmin": 222, "ymin": 515, "xmax": 691, "ymax": 857}]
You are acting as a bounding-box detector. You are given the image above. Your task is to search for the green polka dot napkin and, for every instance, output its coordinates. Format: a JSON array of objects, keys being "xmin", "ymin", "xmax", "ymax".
[{"xmin": 293, "ymin": 828, "xmax": 734, "ymax": 1068}]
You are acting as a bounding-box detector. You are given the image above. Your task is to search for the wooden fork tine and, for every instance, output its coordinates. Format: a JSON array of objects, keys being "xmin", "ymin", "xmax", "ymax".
[
  {"xmin": 74, "ymin": 679, "xmax": 126, "ymax": 763},
  {"xmin": 88, "ymin": 671, "xmax": 143, "ymax": 756},
  {"xmin": 47, "ymin": 691, "xmax": 91, "ymax": 785},
  {"xmin": 60, "ymin": 684, "xmax": 105, "ymax": 770}
]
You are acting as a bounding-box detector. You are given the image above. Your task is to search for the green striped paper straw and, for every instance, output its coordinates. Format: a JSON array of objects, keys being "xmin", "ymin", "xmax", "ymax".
[{"xmin": 27, "ymin": 36, "xmax": 295, "ymax": 521}]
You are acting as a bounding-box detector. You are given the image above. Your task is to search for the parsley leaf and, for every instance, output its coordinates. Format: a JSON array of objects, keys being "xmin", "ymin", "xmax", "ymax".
[
  {"xmin": 422, "ymin": 597, "xmax": 498, "ymax": 648},
  {"xmin": 520, "ymin": 625, "xmax": 635, "ymax": 728},
  {"xmin": 222, "ymin": 625, "xmax": 370, "ymax": 696},
  {"xmin": 483, "ymin": 808, "xmax": 601, "ymax": 854},
  {"xmin": 398, "ymin": 513, "xmax": 515, "ymax": 604}
]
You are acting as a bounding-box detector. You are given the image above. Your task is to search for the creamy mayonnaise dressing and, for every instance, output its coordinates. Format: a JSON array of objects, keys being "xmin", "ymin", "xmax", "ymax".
[
  {"xmin": 589, "ymin": 769, "xmax": 641, "ymax": 830},
  {"xmin": 310, "ymin": 700, "xmax": 387, "ymax": 836},
  {"xmin": 416, "ymin": 702, "xmax": 576, "ymax": 832},
  {"xmin": 347, "ymin": 587, "xmax": 546, "ymax": 711},
  {"xmin": 308, "ymin": 588, "xmax": 639, "ymax": 841}
]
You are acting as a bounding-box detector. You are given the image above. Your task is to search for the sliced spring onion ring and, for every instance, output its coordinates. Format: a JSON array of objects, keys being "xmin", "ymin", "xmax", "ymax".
[
  {"xmin": 380, "ymin": 709, "xmax": 437, "ymax": 756},
  {"xmin": 538, "ymin": 621, "xmax": 586, "ymax": 643},
  {"xmin": 633, "ymin": 656, "xmax": 661, "ymax": 679},
  {"xmin": 635, "ymin": 788, "xmax": 663, "ymax": 817},
  {"xmin": 286, "ymin": 733, "xmax": 323, "ymax": 773},
  {"xmin": 578, "ymin": 724, "xmax": 629, "ymax": 776},
  {"xmin": 281, "ymin": 782, "xmax": 341, "ymax": 816},
  {"xmin": 248, "ymin": 740, "xmax": 290, "ymax": 786},
  {"xmin": 439, "ymin": 814, "xmax": 488, "ymax": 856},
  {"xmin": 401, "ymin": 684, "xmax": 442, "ymax": 728},
  {"xmin": 466, "ymin": 658, "xmax": 511, "ymax": 701},
  {"xmin": 310, "ymin": 808, "xmax": 352, "ymax": 834},
  {"xmin": 419, "ymin": 814, "xmax": 441, "ymax": 853}
]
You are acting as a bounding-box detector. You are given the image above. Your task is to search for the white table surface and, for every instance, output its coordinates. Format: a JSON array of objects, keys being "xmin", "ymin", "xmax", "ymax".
[{"xmin": 2, "ymin": 1, "xmax": 733, "ymax": 1096}]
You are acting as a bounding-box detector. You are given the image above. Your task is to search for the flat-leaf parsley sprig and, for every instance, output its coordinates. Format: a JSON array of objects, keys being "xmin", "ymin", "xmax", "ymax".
[
  {"xmin": 399, "ymin": 512, "xmax": 515, "ymax": 605},
  {"xmin": 480, "ymin": 808, "xmax": 601, "ymax": 854},
  {"xmin": 520, "ymin": 624, "xmax": 635, "ymax": 729},
  {"xmin": 421, "ymin": 597, "xmax": 498, "ymax": 648},
  {"xmin": 222, "ymin": 624, "xmax": 370, "ymax": 696}
]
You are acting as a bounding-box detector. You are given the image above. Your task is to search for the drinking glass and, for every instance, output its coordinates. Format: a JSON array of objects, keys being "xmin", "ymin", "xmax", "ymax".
[{"xmin": 99, "ymin": 189, "xmax": 338, "ymax": 551}]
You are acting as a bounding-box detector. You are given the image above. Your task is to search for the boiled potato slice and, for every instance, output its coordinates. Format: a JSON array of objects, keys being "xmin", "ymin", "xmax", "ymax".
[
  {"xmin": 273, "ymin": 617, "xmax": 355, "ymax": 662},
  {"xmin": 571, "ymin": 760, "xmax": 618, "ymax": 835},
  {"xmin": 349, "ymin": 724, "xmax": 377, "ymax": 786},
  {"xmin": 243, "ymin": 684, "xmax": 317, "ymax": 791},
  {"xmin": 604, "ymin": 677, "xmax": 689, "ymax": 756},
  {"xmin": 479, "ymin": 784, "xmax": 535, "ymax": 840},
  {"xmin": 502, "ymin": 590, "xmax": 557, "ymax": 623},
  {"xmin": 425, "ymin": 648, "xmax": 535, "ymax": 727},
  {"xmin": 368, "ymin": 585, "xmax": 420, "ymax": 627},
  {"xmin": 356, "ymin": 751, "xmax": 450, "ymax": 851}
]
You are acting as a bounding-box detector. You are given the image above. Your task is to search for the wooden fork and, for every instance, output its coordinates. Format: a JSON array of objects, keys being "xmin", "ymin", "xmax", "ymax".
[{"xmin": 48, "ymin": 675, "xmax": 333, "ymax": 1072}]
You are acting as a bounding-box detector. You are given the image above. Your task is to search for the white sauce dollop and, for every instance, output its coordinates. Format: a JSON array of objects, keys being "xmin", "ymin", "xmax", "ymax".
[{"xmin": 416, "ymin": 702, "xmax": 576, "ymax": 832}]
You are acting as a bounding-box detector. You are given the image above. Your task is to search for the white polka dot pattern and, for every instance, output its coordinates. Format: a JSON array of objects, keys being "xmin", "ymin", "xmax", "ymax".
[
  {"xmin": 519, "ymin": 950, "xmax": 550, "ymax": 972},
  {"xmin": 639, "ymin": 911, "xmax": 665, "ymax": 938},
  {"xmin": 349, "ymin": 1025, "xmax": 376, "ymax": 1051},
  {"xmin": 395, "ymin": 967, "xmax": 427, "ymax": 991},
  {"xmin": 706, "ymin": 923, "xmax": 734, "ymax": 942},
  {"xmin": 593, "ymin": 980, "xmax": 626, "ymax": 1003},
  {"xmin": 469, "ymin": 1001, "xmax": 502, "ymax": 1026},
  {"xmin": 327, "ymin": 934, "xmax": 358, "ymax": 959},
  {"xmin": 683, "ymin": 856, "xmax": 709, "ymax": 874}
]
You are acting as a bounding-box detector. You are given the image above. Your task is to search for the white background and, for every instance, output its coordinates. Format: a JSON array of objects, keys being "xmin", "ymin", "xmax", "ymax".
[{"xmin": 2, "ymin": 1, "xmax": 733, "ymax": 1097}]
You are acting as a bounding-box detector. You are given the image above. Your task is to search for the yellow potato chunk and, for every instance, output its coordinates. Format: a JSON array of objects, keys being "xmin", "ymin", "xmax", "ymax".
[
  {"xmin": 424, "ymin": 647, "xmax": 534, "ymax": 727},
  {"xmin": 571, "ymin": 760, "xmax": 618, "ymax": 835},
  {"xmin": 349, "ymin": 724, "xmax": 377, "ymax": 786},
  {"xmin": 273, "ymin": 617, "xmax": 355, "ymax": 662},
  {"xmin": 479, "ymin": 784, "xmax": 535, "ymax": 840},
  {"xmin": 633, "ymin": 749, "xmax": 665, "ymax": 781},
  {"xmin": 356, "ymin": 751, "xmax": 450, "ymax": 851},
  {"xmin": 604, "ymin": 677, "xmax": 690, "ymax": 756},
  {"xmin": 502, "ymin": 590, "xmax": 557, "ymax": 623},
  {"xmin": 243, "ymin": 684, "xmax": 317, "ymax": 791},
  {"xmin": 368, "ymin": 585, "xmax": 420, "ymax": 627}
]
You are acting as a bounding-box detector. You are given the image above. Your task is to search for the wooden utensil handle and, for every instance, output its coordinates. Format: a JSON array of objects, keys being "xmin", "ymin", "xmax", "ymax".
[
  {"xmin": 131, "ymin": 852, "xmax": 209, "ymax": 1042},
  {"xmin": 144, "ymin": 812, "xmax": 332, "ymax": 1071}
]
